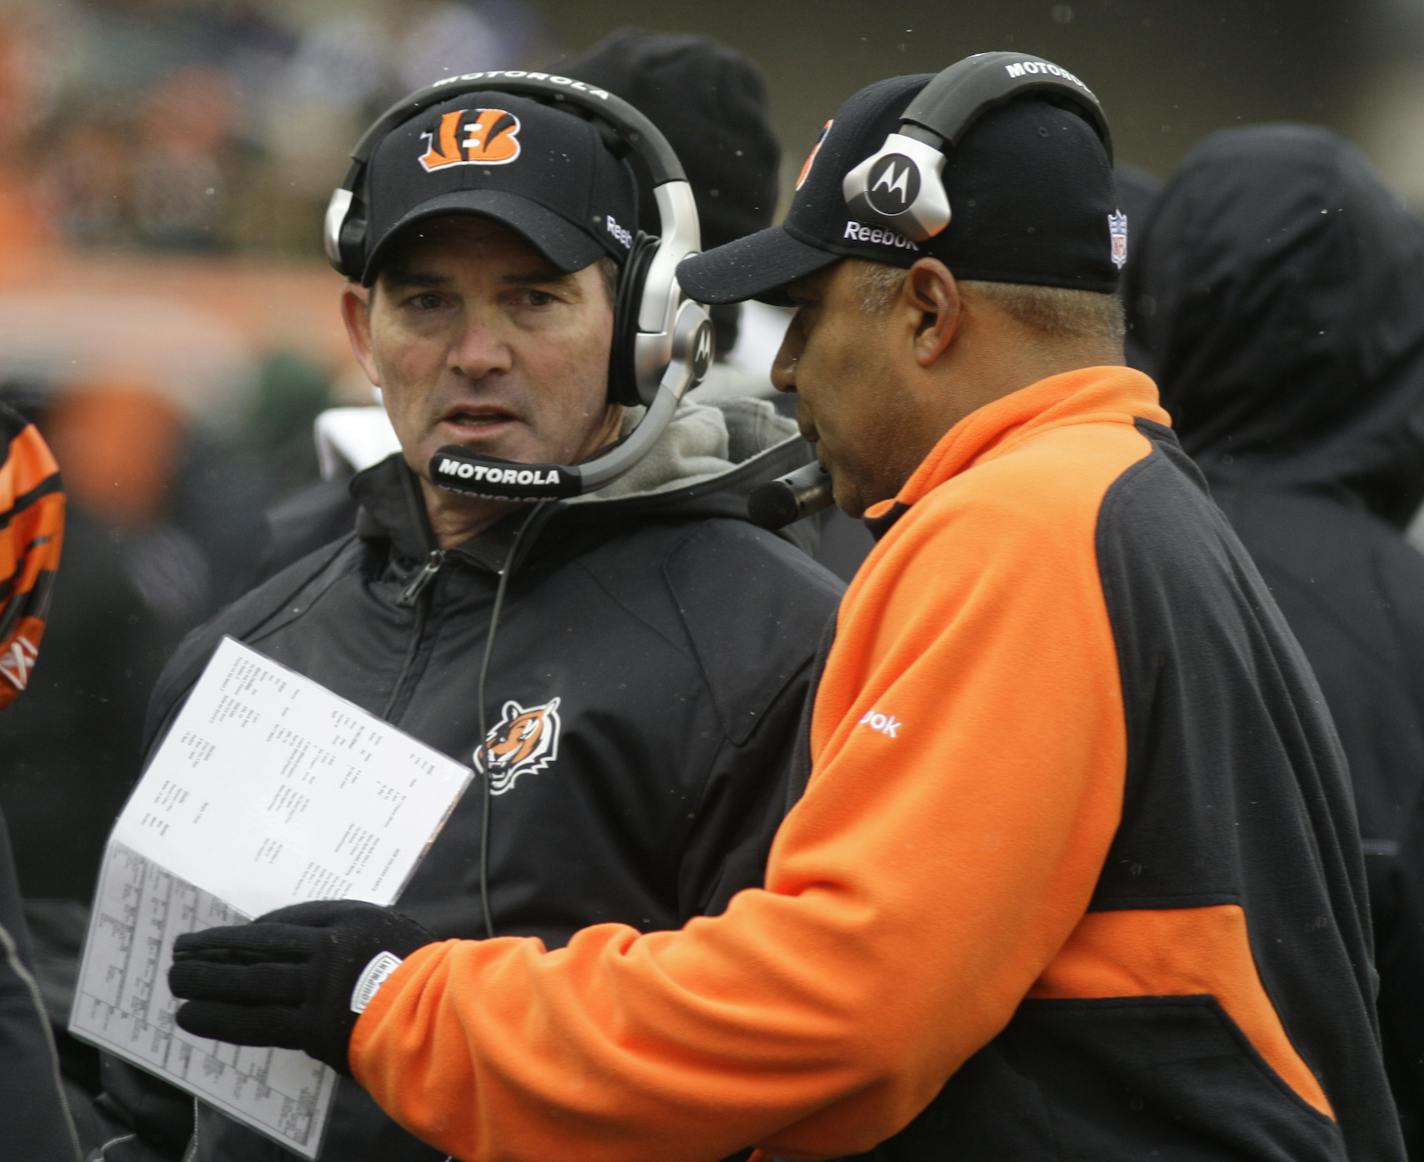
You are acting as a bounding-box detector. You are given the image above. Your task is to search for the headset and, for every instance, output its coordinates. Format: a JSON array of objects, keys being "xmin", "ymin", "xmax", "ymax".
[
  {"xmin": 750, "ymin": 54, "xmax": 1115, "ymax": 533},
  {"xmin": 843, "ymin": 51, "xmax": 1113, "ymax": 243},
  {"xmin": 324, "ymin": 70, "xmax": 714, "ymax": 502}
]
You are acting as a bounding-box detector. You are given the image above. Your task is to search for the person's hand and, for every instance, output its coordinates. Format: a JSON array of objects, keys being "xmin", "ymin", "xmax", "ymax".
[{"xmin": 169, "ymin": 899, "xmax": 435, "ymax": 1076}]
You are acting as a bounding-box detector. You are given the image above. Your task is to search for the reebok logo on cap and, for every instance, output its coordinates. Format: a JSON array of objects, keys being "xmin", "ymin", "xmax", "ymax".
[
  {"xmin": 843, "ymin": 218, "xmax": 919, "ymax": 252},
  {"xmin": 418, "ymin": 108, "xmax": 522, "ymax": 171},
  {"xmin": 605, "ymin": 214, "xmax": 633, "ymax": 248}
]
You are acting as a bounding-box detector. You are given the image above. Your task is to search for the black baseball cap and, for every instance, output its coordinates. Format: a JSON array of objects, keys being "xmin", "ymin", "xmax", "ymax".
[
  {"xmin": 359, "ymin": 90, "xmax": 639, "ymax": 285},
  {"xmin": 678, "ymin": 71, "xmax": 1121, "ymax": 305},
  {"xmin": 559, "ymin": 28, "xmax": 780, "ymax": 250}
]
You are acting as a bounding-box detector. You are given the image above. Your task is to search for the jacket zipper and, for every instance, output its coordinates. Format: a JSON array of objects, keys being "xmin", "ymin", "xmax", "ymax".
[
  {"xmin": 181, "ymin": 1097, "xmax": 199, "ymax": 1161},
  {"xmin": 381, "ymin": 547, "xmax": 447, "ymax": 723},
  {"xmin": 396, "ymin": 549, "xmax": 446, "ymax": 608}
]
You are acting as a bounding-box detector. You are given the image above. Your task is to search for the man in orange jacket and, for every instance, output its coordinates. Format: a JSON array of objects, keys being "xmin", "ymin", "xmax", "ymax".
[{"xmin": 169, "ymin": 55, "xmax": 1405, "ymax": 1161}]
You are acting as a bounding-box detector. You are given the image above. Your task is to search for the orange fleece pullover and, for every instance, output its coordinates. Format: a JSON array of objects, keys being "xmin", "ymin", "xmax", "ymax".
[{"xmin": 348, "ymin": 367, "xmax": 1362, "ymax": 1161}]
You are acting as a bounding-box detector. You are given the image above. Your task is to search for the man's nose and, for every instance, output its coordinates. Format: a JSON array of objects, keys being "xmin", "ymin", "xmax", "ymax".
[
  {"xmin": 449, "ymin": 316, "xmax": 513, "ymax": 379},
  {"xmin": 770, "ymin": 341, "xmax": 799, "ymax": 395}
]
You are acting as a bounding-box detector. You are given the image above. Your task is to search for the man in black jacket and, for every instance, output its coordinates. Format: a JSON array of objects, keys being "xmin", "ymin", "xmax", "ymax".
[
  {"xmin": 85, "ymin": 78, "xmax": 841, "ymax": 1161},
  {"xmin": 1123, "ymin": 122, "xmax": 1424, "ymax": 1156}
]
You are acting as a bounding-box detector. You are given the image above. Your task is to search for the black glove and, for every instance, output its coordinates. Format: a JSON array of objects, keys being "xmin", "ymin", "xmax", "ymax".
[{"xmin": 169, "ymin": 899, "xmax": 435, "ymax": 1076}]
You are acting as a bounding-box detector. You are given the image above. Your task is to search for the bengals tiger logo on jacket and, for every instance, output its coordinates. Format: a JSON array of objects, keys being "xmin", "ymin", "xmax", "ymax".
[
  {"xmin": 474, "ymin": 697, "xmax": 561, "ymax": 795},
  {"xmin": 419, "ymin": 108, "xmax": 522, "ymax": 172},
  {"xmin": 0, "ymin": 402, "xmax": 64, "ymax": 710}
]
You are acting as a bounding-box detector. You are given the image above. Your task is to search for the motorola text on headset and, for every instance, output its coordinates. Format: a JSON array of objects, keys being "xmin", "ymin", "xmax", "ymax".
[
  {"xmin": 749, "ymin": 52, "xmax": 1113, "ymax": 530},
  {"xmin": 323, "ymin": 69, "xmax": 714, "ymax": 503}
]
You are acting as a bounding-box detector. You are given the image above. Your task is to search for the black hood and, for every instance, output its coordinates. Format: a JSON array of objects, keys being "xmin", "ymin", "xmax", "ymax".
[
  {"xmin": 1124, "ymin": 123, "xmax": 1424, "ymax": 527},
  {"xmin": 1113, "ymin": 162, "xmax": 1162, "ymax": 378}
]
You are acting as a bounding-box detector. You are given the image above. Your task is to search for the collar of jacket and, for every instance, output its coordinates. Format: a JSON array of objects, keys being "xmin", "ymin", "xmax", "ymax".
[
  {"xmin": 348, "ymin": 457, "xmax": 525, "ymax": 570},
  {"xmin": 864, "ymin": 366, "xmax": 1168, "ymax": 539},
  {"xmin": 348, "ymin": 395, "xmax": 813, "ymax": 562}
]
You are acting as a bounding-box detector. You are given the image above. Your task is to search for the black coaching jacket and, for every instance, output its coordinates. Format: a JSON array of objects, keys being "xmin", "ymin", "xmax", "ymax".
[{"xmin": 87, "ymin": 396, "xmax": 843, "ymax": 1162}]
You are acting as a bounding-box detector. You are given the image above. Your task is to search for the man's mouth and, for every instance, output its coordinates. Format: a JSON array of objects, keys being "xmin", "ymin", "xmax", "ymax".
[{"xmin": 441, "ymin": 407, "xmax": 515, "ymax": 430}]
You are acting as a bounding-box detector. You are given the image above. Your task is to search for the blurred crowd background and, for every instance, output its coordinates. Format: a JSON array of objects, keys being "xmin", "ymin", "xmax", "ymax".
[
  {"xmin": 0, "ymin": 0, "xmax": 562, "ymax": 1079},
  {"xmin": 1, "ymin": 0, "xmax": 1420, "ymax": 623},
  {"xmin": 3, "ymin": 0, "xmax": 1424, "ymax": 1099}
]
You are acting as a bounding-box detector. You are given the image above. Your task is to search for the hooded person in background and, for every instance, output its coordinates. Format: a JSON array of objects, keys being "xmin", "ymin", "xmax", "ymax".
[
  {"xmin": 1111, "ymin": 162, "xmax": 1161, "ymax": 378},
  {"xmin": 166, "ymin": 57, "xmax": 1404, "ymax": 1161},
  {"xmin": 1123, "ymin": 122, "xmax": 1424, "ymax": 1156},
  {"xmin": 0, "ymin": 400, "xmax": 80, "ymax": 1162},
  {"xmin": 558, "ymin": 27, "xmax": 782, "ymax": 381},
  {"xmin": 557, "ymin": 28, "xmax": 876, "ymax": 579}
]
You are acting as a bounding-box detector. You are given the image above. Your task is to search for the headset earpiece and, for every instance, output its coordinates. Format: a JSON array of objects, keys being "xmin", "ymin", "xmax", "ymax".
[
  {"xmin": 609, "ymin": 230, "xmax": 661, "ymax": 407},
  {"xmin": 324, "ymin": 163, "xmax": 366, "ymax": 279},
  {"xmin": 843, "ymin": 52, "xmax": 1112, "ymax": 244}
]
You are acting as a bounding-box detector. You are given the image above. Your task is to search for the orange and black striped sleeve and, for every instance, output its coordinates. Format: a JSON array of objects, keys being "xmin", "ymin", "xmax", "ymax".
[{"xmin": 0, "ymin": 402, "xmax": 63, "ymax": 710}]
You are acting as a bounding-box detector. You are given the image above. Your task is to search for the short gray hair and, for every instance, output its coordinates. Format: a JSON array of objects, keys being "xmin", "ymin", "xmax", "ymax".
[
  {"xmin": 596, "ymin": 256, "xmax": 619, "ymax": 304},
  {"xmin": 853, "ymin": 261, "xmax": 908, "ymax": 314},
  {"xmin": 850, "ymin": 260, "xmax": 1124, "ymax": 344},
  {"xmin": 963, "ymin": 279, "xmax": 1124, "ymax": 344}
]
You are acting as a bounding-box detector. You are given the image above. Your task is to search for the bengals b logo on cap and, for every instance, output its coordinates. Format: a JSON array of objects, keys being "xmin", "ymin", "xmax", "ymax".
[
  {"xmin": 795, "ymin": 120, "xmax": 833, "ymax": 191},
  {"xmin": 419, "ymin": 108, "xmax": 522, "ymax": 172}
]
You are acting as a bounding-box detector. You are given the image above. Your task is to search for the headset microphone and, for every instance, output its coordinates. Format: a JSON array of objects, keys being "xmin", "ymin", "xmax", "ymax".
[
  {"xmin": 747, "ymin": 459, "xmax": 834, "ymax": 529},
  {"xmin": 431, "ymin": 301, "xmax": 712, "ymax": 501}
]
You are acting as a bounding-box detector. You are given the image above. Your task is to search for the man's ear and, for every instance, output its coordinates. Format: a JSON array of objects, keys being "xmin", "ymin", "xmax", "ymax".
[
  {"xmin": 340, "ymin": 283, "xmax": 380, "ymax": 387},
  {"xmin": 903, "ymin": 258, "xmax": 961, "ymax": 368}
]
